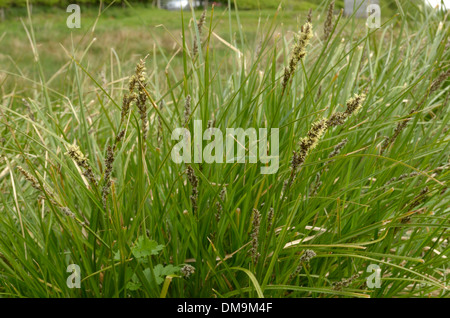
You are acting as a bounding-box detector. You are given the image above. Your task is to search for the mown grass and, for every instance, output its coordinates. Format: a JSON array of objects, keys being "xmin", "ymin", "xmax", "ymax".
[{"xmin": 0, "ymin": 1, "xmax": 449, "ymax": 298}]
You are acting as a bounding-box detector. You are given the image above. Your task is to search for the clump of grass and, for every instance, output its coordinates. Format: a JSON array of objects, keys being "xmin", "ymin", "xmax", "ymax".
[{"xmin": 0, "ymin": 1, "xmax": 449, "ymax": 299}]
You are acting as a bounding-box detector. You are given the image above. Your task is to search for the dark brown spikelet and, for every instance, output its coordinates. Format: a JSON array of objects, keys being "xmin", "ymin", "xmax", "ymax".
[
  {"xmin": 215, "ymin": 186, "xmax": 226, "ymax": 222},
  {"xmin": 324, "ymin": 137, "xmax": 349, "ymax": 171},
  {"xmin": 193, "ymin": 10, "xmax": 207, "ymax": 56},
  {"xmin": 323, "ymin": 1, "xmax": 335, "ymax": 41},
  {"xmin": 102, "ymin": 129, "xmax": 126, "ymax": 210},
  {"xmin": 248, "ymin": 208, "xmax": 261, "ymax": 265},
  {"xmin": 17, "ymin": 165, "xmax": 56, "ymax": 199},
  {"xmin": 408, "ymin": 187, "xmax": 429, "ymax": 211},
  {"xmin": 398, "ymin": 187, "xmax": 429, "ymax": 226},
  {"xmin": 307, "ymin": 8, "xmax": 313, "ymax": 23},
  {"xmin": 17, "ymin": 166, "xmax": 61, "ymax": 207},
  {"xmin": 184, "ymin": 95, "xmax": 192, "ymax": 126},
  {"xmin": 102, "ymin": 145, "xmax": 115, "ymax": 209},
  {"xmin": 17, "ymin": 165, "xmax": 42, "ymax": 192},
  {"xmin": 121, "ymin": 93, "xmax": 136, "ymax": 124},
  {"xmin": 297, "ymin": 118, "xmax": 328, "ymax": 167},
  {"xmin": 333, "ymin": 274, "xmax": 359, "ymax": 290},
  {"xmin": 311, "ymin": 138, "xmax": 348, "ymax": 196},
  {"xmin": 380, "ymin": 109, "xmax": 416, "ymax": 155},
  {"xmin": 116, "ymin": 130, "xmax": 125, "ymax": 145},
  {"xmin": 310, "ymin": 172, "xmax": 323, "ymax": 196},
  {"xmin": 430, "ymin": 69, "xmax": 450, "ymax": 94},
  {"xmin": 290, "ymin": 249, "xmax": 316, "ymax": 280},
  {"xmin": 381, "ymin": 68, "xmax": 449, "ymax": 155},
  {"xmin": 266, "ymin": 207, "xmax": 274, "ymax": 233},
  {"xmin": 60, "ymin": 207, "xmax": 75, "ymax": 219},
  {"xmin": 385, "ymin": 172, "xmax": 419, "ymax": 188},
  {"xmin": 329, "ymin": 138, "xmax": 348, "ymax": 159},
  {"xmin": 186, "ymin": 165, "xmax": 199, "ymax": 212}
]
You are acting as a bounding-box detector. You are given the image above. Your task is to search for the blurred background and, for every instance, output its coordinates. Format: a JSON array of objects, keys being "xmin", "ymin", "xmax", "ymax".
[{"xmin": 0, "ymin": 0, "xmax": 445, "ymax": 93}]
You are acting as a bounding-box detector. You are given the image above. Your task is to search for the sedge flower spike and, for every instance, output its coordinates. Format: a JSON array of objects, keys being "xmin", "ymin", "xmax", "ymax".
[{"xmin": 282, "ymin": 22, "xmax": 313, "ymax": 94}]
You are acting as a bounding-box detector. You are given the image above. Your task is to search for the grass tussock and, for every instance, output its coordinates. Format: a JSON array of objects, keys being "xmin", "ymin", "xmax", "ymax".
[{"xmin": 0, "ymin": 1, "xmax": 449, "ymax": 298}]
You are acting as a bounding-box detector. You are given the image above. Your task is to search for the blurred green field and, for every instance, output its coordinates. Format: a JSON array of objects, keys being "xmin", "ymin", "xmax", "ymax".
[{"xmin": 0, "ymin": 1, "xmax": 400, "ymax": 93}]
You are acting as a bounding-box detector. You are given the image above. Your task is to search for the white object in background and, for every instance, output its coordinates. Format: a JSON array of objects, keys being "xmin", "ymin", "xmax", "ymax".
[
  {"xmin": 162, "ymin": 0, "xmax": 201, "ymax": 10},
  {"xmin": 344, "ymin": 0, "xmax": 380, "ymax": 18},
  {"xmin": 425, "ymin": 0, "xmax": 450, "ymax": 9}
]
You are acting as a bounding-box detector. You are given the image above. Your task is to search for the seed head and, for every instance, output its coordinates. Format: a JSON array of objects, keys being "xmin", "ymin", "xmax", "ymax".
[
  {"xmin": 66, "ymin": 144, "xmax": 88, "ymax": 168},
  {"xmin": 430, "ymin": 69, "xmax": 450, "ymax": 94},
  {"xmin": 121, "ymin": 92, "xmax": 137, "ymax": 124},
  {"xmin": 17, "ymin": 165, "xmax": 41, "ymax": 192},
  {"xmin": 193, "ymin": 10, "xmax": 207, "ymax": 56},
  {"xmin": 60, "ymin": 207, "xmax": 75, "ymax": 219},
  {"xmin": 184, "ymin": 95, "xmax": 192, "ymax": 126},
  {"xmin": 249, "ymin": 208, "xmax": 261, "ymax": 265},
  {"xmin": 282, "ymin": 22, "xmax": 313, "ymax": 94},
  {"xmin": 135, "ymin": 57, "xmax": 149, "ymax": 143},
  {"xmin": 288, "ymin": 118, "xmax": 328, "ymax": 187},
  {"xmin": 300, "ymin": 249, "xmax": 316, "ymax": 263},
  {"xmin": 186, "ymin": 165, "xmax": 199, "ymax": 212},
  {"xmin": 307, "ymin": 8, "xmax": 313, "ymax": 24},
  {"xmin": 66, "ymin": 144, "xmax": 98, "ymax": 187},
  {"xmin": 329, "ymin": 138, "xmax": 348, "ymax": 159},
  {"xmin": 323, "ymin": 1, "xmax": 335, "ymax": 41},
  {"xmin": 408, "ymin": 187, "xmax": 429, "ymax": 210},
  {"xmin": 327, "ymin": 94, "xmax": 365, "ymax": 127},
  {"xmin": 215, "ymin": 186, "xmax": 226, "ymax": 222},
  {"xmin": 181, "ymin": 264, "xmax": 196, "ymax": 278},
  {"xmin": 290, "ymin": 249, "xmax": 316, "ymax": 280},
  {"xmin": 102, "ymin": 145, "xmax": 115, "ymax": 210},
  {"xmin": 333, "ymin": 274, "xmax": 359, "ymax": 290},
  {"xmin": 345, "ymin": 93, "xmax": 365, "ymax": 115},
  {"xmin": 267, "ymin": 207, "xmax": 274, "ymax": 233},
  {"xmin": 380, "ymin": 108, "xmax": 415, "ymax": 154},
  {"xmin": 301, "ymin": 117, "xmax": 328, "ymax": 150}
]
